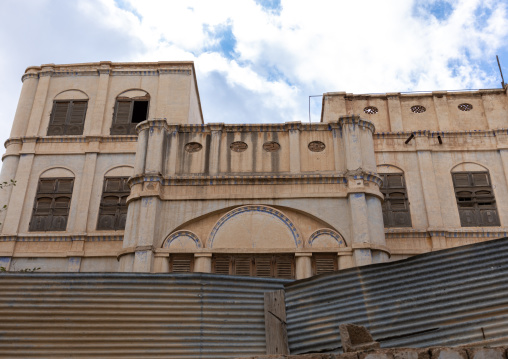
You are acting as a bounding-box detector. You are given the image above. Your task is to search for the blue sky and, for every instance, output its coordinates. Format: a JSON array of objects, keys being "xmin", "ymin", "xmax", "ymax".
[{"xmin": 0, "ymin": 0, "xmax": 508, "ymax": 151}]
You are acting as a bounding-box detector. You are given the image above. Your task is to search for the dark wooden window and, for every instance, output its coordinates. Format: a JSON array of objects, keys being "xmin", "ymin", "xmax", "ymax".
[
  {"xmin": 110, "ymin": 97, "xmax": 149, "ymax": 135},
  {"xmin": 169, "ymin": 255, "xmax": 194, "ymax": 273},
  {"xmin": 97, "ymin": 177, "xmax": 130, "ymax": 230},
  {"xmin": 212, "ymin": 254, "xmax": 295, "ymax": 279},
  {"xmin": 453, "ymin": 172, "xmax": 500, "ymax": 227},
  {"xmin": 29, "ymin": 178, "xmax": 74, "ymax": 231},
  {"xmin": 47, "ymin": 100, "xmax": 87, "ymax": 136},
  {"xmin": 380, "ymin": 173, "xmax": 412, "ymax": 228},
  {"xmin": 312, "ymin": 254, "xmax": 338, "ymax": 275}
]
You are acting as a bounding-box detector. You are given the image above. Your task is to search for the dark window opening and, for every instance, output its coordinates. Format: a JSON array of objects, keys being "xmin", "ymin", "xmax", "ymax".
[
  {"xmin": 379, "ymin": 173, "xmax": 412, "ymax": 228},
  {"xmin": 110, "ymin": 97, "xmax": 149, "ymax": 135},
  {"xmin": 29, "ymin": 178, "xmax": 74, "ymax": 232},
  {"xmin": 453, "ymin": 171, "xmax": 500, "ymax": 227},
  {"xmin": 47, "ymin": 100, "xmax": 87, "ymax": 136},
  {"xmin": 212, "ymin": 254, "xmax": 295, "ymax": 279},
  {"xmin": 97, "ymin": 177, "xmax": 130, "ymax": 230}
]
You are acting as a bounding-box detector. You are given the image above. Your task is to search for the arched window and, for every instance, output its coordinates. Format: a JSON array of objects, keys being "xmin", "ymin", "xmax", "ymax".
[
  {"xmin": 452, "ymin": 169, "xmax": 500, "ymax": 227},
  {"xmin": 47, "ymin": 90, "xmax": 88, "ymax": 136},
  {"xmin": 97, "ymin": 167, "xmax": 132, "ymax": 230},
  {"xmin": 378, "ymin": 167, "xmax": 412, "ymax": 228},
  {"xmin": 110, "ymin": 90, "xmax": 150, "ymax": 135},
  {"xmin": 29, "ymin": 168, "xmax": 75, "ymax": 231}
]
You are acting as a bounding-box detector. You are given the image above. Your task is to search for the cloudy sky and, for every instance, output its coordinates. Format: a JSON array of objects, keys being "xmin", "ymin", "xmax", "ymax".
[{"xmin": 1, "ymin": 0, "xmax": 508, "ymax": 156}]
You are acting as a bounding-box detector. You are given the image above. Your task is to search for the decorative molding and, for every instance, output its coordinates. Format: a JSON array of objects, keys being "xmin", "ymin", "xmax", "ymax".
[
  {"xmin": 158, "ymin": 69, "xmax": 191, "ymax": 75},
  {"xmin": 162, "ymin": 230, "xmax": 202, "ymax": 249},
  {"xmin": 0, "ymin": 234, "xmax": 123, "ymax": 242},
  {"xmin": 21, "ymin": 73, "xmax": 39, "ymax": 82},
  {"xmin": 375, "ymin": 129, "xmax": 507, "ymax": 139},
  {"xmin": 207, "ymin": 205, "xmax": 301, "ymax": 248},
  {"xmin": 385, "ymin": 228, "xmax": 508, "ymax": 239},
  {"xmin": 308, "ymin": 228, "xmax": 347, "ymax": 247},
  {"xmin": 5, "ymin": 135, "xmax": 138, "ymax": 148},
  {"xmin": 338, "ymin": 115, "xmax": 376, "ymax": 133}
]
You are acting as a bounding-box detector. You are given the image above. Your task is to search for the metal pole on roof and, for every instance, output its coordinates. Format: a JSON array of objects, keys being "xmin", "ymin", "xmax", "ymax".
[{"xmin": 497, "ymin": 55, "xmax": 505, "ymax": 88}]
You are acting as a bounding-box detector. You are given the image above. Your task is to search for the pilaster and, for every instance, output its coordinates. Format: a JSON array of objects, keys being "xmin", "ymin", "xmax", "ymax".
[
  {"xmin": 285, "ymin": 122, "xmax": 301, "ymax": 173},
  {"xmin": 89, "ymin": 62, "xmax": 111, "ymax": 135},
  {"xmin": 72, "ymin": 151, "xmax": 98, "ymax": 233},
  {"xmin": 208, "ymin": 123, "xmax": 223, "ymax": 175},
  {"xmin": 194, "ymin": 253, "xmax": 212, "ymax": 273},
  {"xmin": 26, "ymin": 65, "xmax": 54, "ymax": 137},
  {"xmin": 386, "ymin": 93, "xmax": 403, "ymax": 132}
]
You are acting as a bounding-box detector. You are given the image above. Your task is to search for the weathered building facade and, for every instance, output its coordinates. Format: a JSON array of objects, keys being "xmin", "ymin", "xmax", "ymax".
[{"xmin": 0, "ymin": 61, "xmax": 506, "ymax": 278}]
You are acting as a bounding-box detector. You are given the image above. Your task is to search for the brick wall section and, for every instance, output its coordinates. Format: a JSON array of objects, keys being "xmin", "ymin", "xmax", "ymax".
[{"xmin": 238, "ymin": 347, "xmax": 508, "ymax": 359}]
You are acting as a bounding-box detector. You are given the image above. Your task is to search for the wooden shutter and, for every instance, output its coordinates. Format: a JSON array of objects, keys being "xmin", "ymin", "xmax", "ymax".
[
  {"xmin": 380, "ymin": 173, "xmax": 412, "ymax": 228},
  {"xmin": 453, "ymin": 172, "xmax": 500, "ymax": 227},
  {"xmin": 47, "ymin": 101, "xmax": 87, "ymax": 136},
  {"xmin": 274, "ymin": 255, "xmax": 294, "ymax": 279},
  {"xmin": 97, "ymin": 177, "xmax": 130, "ymax": 230},
  {"xmin": 111, "ymin": 101, "xmax": 137, "ymax": 135},
  {"xmin": 29, "ymin": 178, "xmax": 74, "ymax": 232},
  {"xmin": 169, "ymin": 255, "xmax": 194, "ymax": 273},
  {"xmin": 213, "ymin": 255, "xmax": 231, "ymax": 275},
  {"xmin": 312, "ymin": 254, "xmax": 338, "ymax": 276},
  {"xmin": 212, "ymin": 254, "xmax": 295, "ymax": 279}
]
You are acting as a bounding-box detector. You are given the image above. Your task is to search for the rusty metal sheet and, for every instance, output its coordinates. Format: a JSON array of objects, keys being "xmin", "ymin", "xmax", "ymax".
[
  {"xmin": 0, "ymin": 272, "xmax": 288, "ymax": 358},
  {"xmin": 285, "ymin": 237, "xmax": 508, "ymax": 354}
]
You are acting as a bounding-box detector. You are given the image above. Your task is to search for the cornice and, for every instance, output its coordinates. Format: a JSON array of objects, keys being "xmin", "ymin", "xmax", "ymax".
[
  {"xmin": 375, "ymin": 128, "xmax": 507, "ymax": 139},
  {"xmin": 4, "ymin": 135, "xmax": 138, "ymax": 148}
]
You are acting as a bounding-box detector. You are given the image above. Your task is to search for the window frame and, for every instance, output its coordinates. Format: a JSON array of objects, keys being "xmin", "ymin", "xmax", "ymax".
[
  {"xmin": 379, "ymin": 173, "xmax": 412, "ymax": 228},
  {"xmin": 96, "ymin": 177, "xmax": 130, "ymax": 231},
  {"xmin": 47, "ymin": 100, "xmax": 88, "ymax": 136},
  {"xmin": 29, "ymin": 177, "xmax": 74, "ymax": 232},
  {"xmin": 211, "ymin": 254, "xmax": 295, "ymax": 279},
  {"xmin": 452, "ymin": 171, "xmax": 500, "ymax": 227}
]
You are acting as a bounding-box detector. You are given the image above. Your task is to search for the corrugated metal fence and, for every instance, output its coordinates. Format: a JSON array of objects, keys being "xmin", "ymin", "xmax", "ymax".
[
  {"xmin": 285, "ymin": 237, "xmax": 508, "ymax": 354},
  {"xmin": 0, "ymin": 273, "xmax": 287, "ymax": 358}
]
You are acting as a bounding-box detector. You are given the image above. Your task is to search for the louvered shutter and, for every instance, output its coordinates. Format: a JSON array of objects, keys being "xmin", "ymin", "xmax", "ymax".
[
  {"xmin": 275, "ymin": 255, "xmax": 294, "ymax": 279},
  {"xmin": 111, "ymin": 101, "xmax": 135, "ymax": 135},
  {"xmin": 213, "ymin": 255, "xmax": 231, "ymax": 275},
  {"xmin": 169, "ymin": 255, "xmax": 194, "ymax": 273},
  {"xmin": 234, "ymin": 256, "xmax": 252, "ymax": 276},
  {"xmin": 66, "ymin": 101, "xmax": 87, "ymax": 135},
  {"xmin": 453, "ymin": 172, "xmax": 500, "ymax": 226},
  {"xmin": 380, "ymin": 173, "xmax": 412, "ymax": 228},
  {"xmin": 254, "ymin": 256, "xmax": 272, "ymax": 278},
  {"xmin": 47, "ymin": 102, "xmax": 69, "ymax": 135},
  {"xmin": 312, "ymin": 254, "xmax": 337, "ymax": 275},
  {"xmin": 97, "ymin": 177, "xmax": 130, "ymax": 230},
  {"xmin": 29, "ymin": 178, "xmax": 74, "ymax": 232}
]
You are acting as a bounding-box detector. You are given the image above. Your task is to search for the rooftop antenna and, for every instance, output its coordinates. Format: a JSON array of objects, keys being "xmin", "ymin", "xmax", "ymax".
[{"xmin": 497, "ymin": 55, "xmax": 505, "ymax": 88}]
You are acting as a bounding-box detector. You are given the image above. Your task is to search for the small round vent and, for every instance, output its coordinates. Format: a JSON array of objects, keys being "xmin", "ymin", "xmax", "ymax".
[
  {"xmin": 230, "ymin": 141, "xmax": 248, "ymax": 152},
  {"xmin": 410, "ymin": 105, "xmax": 426, "ymax": 114},
  {"xmin": 363, "ymin": 106, "xmax": 378, "ymax": 114},
  {"xmin": 263, "ymin": 141, "xmax": 280, "ymax": 152},
  {"xmin": 184, "ymin": 142, "xmax": 202, "ymax": 153},
  {"xmin": 308, "ymin": 141, "xmax": 326, "ymax": 152},
  {"xmin": 458, "ymin": 103, "xmax": 473, "ymax": 111}
]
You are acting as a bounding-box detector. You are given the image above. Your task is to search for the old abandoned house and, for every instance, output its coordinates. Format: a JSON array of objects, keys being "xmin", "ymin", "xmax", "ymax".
[{"xmin": 0, "ymin": 61, "xmax": 507, "ymax": 277}]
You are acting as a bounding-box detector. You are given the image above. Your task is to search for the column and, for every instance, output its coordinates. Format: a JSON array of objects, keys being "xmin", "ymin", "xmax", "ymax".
[
  {"xmin": 144, "ymin": 120, "xmax": 167, "ymax": 176},
  {"xmin": 153, "ymin": 255, "xmax": 169, "ymax": 273},
  {"xmin": 89, "ymin": 62, "xmax": 111, "ymax": 135},
  {"xmin": 26, "ymin": 65, "xmax": 53, "ymax": 137},
  {"xmin": 367, "ymin": 195, "xmax": 389, "ymax": 263},
  {"xmin": 295, "ymin": 253, "xmax": 312, "ymax": 279},
  {"xmin": 416, "ymin": 147, "xmax": 444, "ymax": 228},
  {"xmin": 194, "ymin": 253, "xmax": 212, "ymax": 273},
  {"xmin": 386, "ymin": 93, "xmax": 403, "ymax": 132},
  {"xmin": 286, "ymin": 122, "xmax": 301, "ymax": 173},
  {"xmin": 164, "ymin": 125, "xmax": 179, "ymax": 176},
  {"xmin": 330, "ymin": 123, "xmax": 345, "ymax": 172},
  {"xmin": 10, "ymin": 69, "xmax": 39, "ymax": 138},
  {"xmin": 208, "ymin": 123, "xmax": 223, "ymax": 175},
  {"xmin": 133, "ymin": 125, "xmax": 149, "ymax": 176},
  {"xmin": 349, "ymin": 192, "xmax": 372, "ymax": 266},
  {"xmin": 0, "ymin": 149, "xmax": 21, "ymax": 230}
]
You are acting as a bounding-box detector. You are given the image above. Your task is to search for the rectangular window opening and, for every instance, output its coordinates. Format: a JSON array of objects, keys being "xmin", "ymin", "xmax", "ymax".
[
  {"xmin": 131, "ymin": 101, "xmax": 148, "ymax": 123},
  {"xmin": 379, "ymin": 173, "xmax": 412, "ymax": 228}
]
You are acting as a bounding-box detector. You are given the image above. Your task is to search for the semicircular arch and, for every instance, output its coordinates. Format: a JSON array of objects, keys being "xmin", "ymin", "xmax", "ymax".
[
  {"xmin": 163, "ymin": 230, "xmax": 202, "ymax": 249},
  {"xmin": 54, "ymin": 89, "xmax": 89, "ymax": 100},
  {"xmin": 116, "ymin": 88, "xmax": 150, "ymax": 100},
  {"xmin": 377, "ymin": 164, "xmax": 404, "ymax": 174},
  {"xmin": 104, "ymin": 165, "xmax": 134, "ymax": 178},
  {"xmin": 40, "ymin": 167, "xmax": 75, "ymax": 178},
  {"xmin": 308, "ymin": 228, "xmax": 347, "ymax": 248},
  {"xmin": 451, "ymin": 162, "xmax": 489, "ymax": 173},
  {"xmin": 207, "ymin": 205, "xmax": 301, "ymax": 249}
]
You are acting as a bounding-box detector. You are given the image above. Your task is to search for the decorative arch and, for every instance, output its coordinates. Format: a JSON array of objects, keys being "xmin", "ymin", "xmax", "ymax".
[
  {"xmin": 40, "ymin": 167, "xmax": 75, "ymax": 178},
  {"xmin": 451, "ymin": 162, "xmax": 489, "ymax": 173},
  {"xmin": 377, "ymin": 164, "xmax": 404, "ymax": 174},
  {"xmin": 207, "ymin": 205, "xmax": 301, "ymax": 249},
  {"xmin": 104, "ymin": 165, "xmax": 134, "ymax": 178},
  {"xmin": 54, "ymin": 89, "xmax": 88, "ymax": 100},
  {"xmin": 116, "ymin": 89, "xmax": 150, "ymax": 100},
  {"xmin": 163, "ymin": 230, "xmax": 202, "ymax": 249},
  {"xmin": 308, "ymin": 228, "xmax": 346, "ymax": 248}
]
